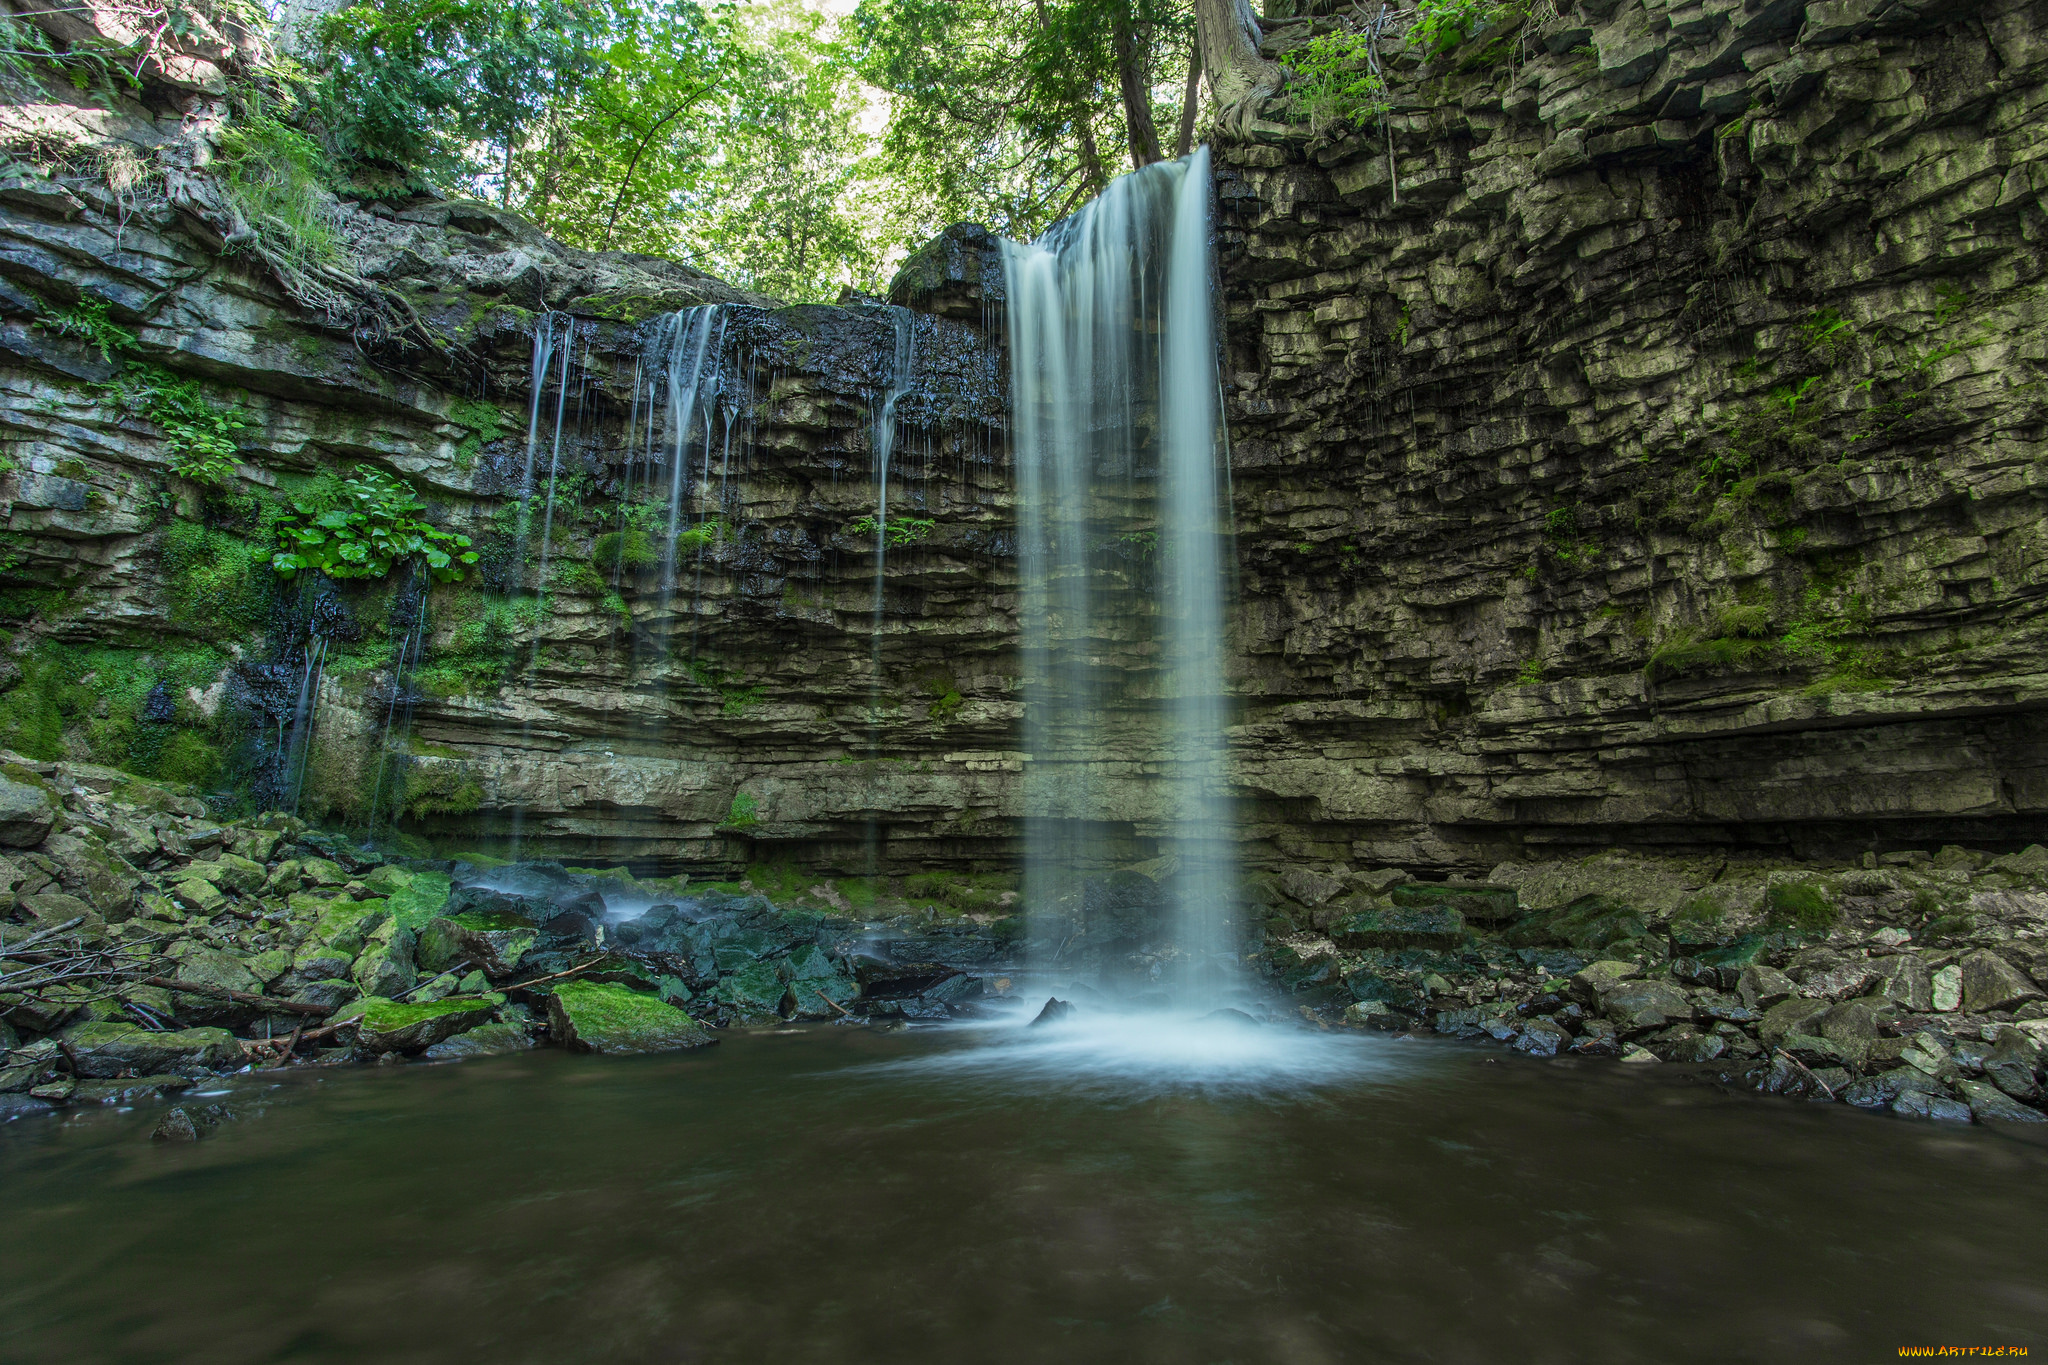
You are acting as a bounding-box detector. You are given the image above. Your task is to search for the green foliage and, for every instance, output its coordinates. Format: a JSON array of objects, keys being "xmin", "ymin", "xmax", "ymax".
[
  {"xmin": 592, "ymin": 528, "xmax": 659, "ymax": 573},
  {"xmin": 1764, "ymin": 881, "xmax": 1837, "ymax": 933},
  {"xmin": 724, "ymin": 791, "xmax": 759, "ymax": 827},
  {"xmin": 34, "ymin": 297, "xmax": 136, "ymax": 360},
  {"xmin": 121, "ymin": 366, "xmax": 249, "ymax": 486},
  {"xmin": 1514, "ymin": 658, "xmax": 1544, "ymax": 687},
  {"xmin": 1409, "ymin": 0, "xmax": 1530, "ymax": 65},
  {"xmin": 272, "ymin": 466, "xmax": 478, "ymax": 582},
  {"xmin": 689, "ymin": 659, "xmax": 765, "ymax": 715},
  {"xmin": 851, "ymin": 0, "xmax": 1195, "ymax": 242},
  {"xmin": 849, "ymin": 513, "xmax": 934, "ymax": 545},
  {"xmin": 216, "ymin": 99, "xmax": 343, "ymax": 270},
  {"xmin": 449, "ymin": 399, "xmax": 514, "ymax": 469},
  {"xmin": 1281, "ymin": 31, "xmax": 1388, "ymax": 136}
]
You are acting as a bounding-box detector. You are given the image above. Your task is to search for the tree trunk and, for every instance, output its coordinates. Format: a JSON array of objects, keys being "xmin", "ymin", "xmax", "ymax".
[
  {"xmin": 1113, "ymin": 11, "xmax": 1162, "ymax": 168},
  {"xmin": 1174, "ymin": 36, "xmax": 1202, "ymax": 156},
  {"xmin": 1192, "ymin": 0, "xmax": 1284, "ymax": 118}
]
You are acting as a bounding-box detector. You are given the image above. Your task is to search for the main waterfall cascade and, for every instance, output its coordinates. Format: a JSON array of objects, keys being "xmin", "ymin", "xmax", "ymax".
[{"xmin": 1001, "ymin": 147, "xmax": 1241, "ymax": 996}]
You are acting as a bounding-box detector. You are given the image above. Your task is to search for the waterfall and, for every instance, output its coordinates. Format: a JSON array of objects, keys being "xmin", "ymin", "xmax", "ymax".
[
  {"xmin": 1002, "ymin": 147, "xmax": 1238, "ymax": 996},
  {"xmin": 634, "ymin": 306, "xmax": 729, "ymax": 640},
  {"xmin": 864, "ymin": 307, "xmax": 917, "ymax": 870}
]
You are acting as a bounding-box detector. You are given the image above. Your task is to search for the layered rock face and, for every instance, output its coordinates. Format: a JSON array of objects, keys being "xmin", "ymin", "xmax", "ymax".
[
  {"xmin": 0, "ymin": 0, "xmax": 2045, "ymax": 882},
  {"xmin": 1218, "ymin": 0, "xmax": 2048, "ymax": 873}
]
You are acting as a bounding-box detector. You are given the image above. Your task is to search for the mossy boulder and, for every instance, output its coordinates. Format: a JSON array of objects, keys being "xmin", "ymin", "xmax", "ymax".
[
  {"xmin": 192, "ymin": 852, "xmax": 266, "ymax": 895},
  {"xmin": 352, "ymin": 923, "xmax": 418, "ymax": 999},
  {"xmin": 422, "ymin": 1018, "xmax": 536, "ymax": 1060},
  {"xmin": 60, "ymin": 1021, "xmax": 239, "ymax": 1077},
  {"xmin": 385, "ymin": 870, "xmax": 453, "ymax": 929},
  {"xmin": 784, "ymin": 944, "xmax": 858, "ymax": 1019},
  {"xmin": 1330, "ymin": 906, "xmax": 1465, "ymax": 949},
  {"xmin": 339, "ymin": 994, "xmax": 501, "ymax": 1052},
  {"xmin": 547, "ymin": 980, "xmax": 715, "ymax": 1054},
  {"xmin": 712, "ymin": 959, "xmax": 789, "ymax": 1022},
  {"xmin": 164, "ymin": 944, "xmax": 261, "ymax": 1023},
  {"xmin": 310, "ymin": 899, "xmax": 390, "ymax": 954},
  {"xmin": 1505, "ymin": 894, "xmax": 1648, "ymax": 953},
  {"xmin": 416, "ymin": 912, "xmax": 538, "ymax": 979}
]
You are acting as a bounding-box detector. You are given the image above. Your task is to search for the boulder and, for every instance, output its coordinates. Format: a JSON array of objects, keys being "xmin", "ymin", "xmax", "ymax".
[
  {"xmin": 1956, "ymin": 1078, "xmax": 2046, "ymax": 1124},
  {"xmin": 783, "ymin": 944, "xmax": 858, "ymax": 1020},
  {"xmin": 351, "ymin": 924, "xmax": 418, "ymax": 999},
  {"xmin": 1983, "ymin": 1030, "xmax": 2042, "ymax": 1101},
  {"xmin": 166, "ymin": 945, "xmax": 262, "ymax": 1024},
  {"xmin": 1868, "ymin": 954, "xmax": 1932, "ymax": 1012},
  {"xmin": 1514, "ymin": 1016, "xmax": 1570, "ymax": 1056},
  {"xmin": 1817, "ymin": 998, "xmax": 1885, "ymax": 1069},
  {"xmin": 60, "ymin": 1021, "xmax": 239, "ymax": 1076},
  {"xmin": 712, "ymin": 959, "xmax": 789, "ymax": 1023},
  {"xmin": 1600, "ymin": 980, "xmax": 1692, "ymax": 1034},
  {"xmin": 1031, "ymin": 997, "xmax": 1075, "ymax": 1026},
  {"xmin": 1960, "ymin": 950, "xmax": 2041, "ymax": 1013},
  {"xmin": 0, "ymin": 771, "xmax": 57, "ymax": 847},
  {"xmin": 340, "ymin": 995, "xmax": 500, "ymax": 1053},
  {"xmin": 1279, "ymin": 867, "xmax": 1346, "ymax": 907},
  {"xmin": 1330, "ymin": 905, "xmax": 1465, "ymax": 949},
  {"xmin": 1570, "ymin": 958, "xmax": 1639, "ymax": 1003},
  {"xmin": 1758, "ymin": 996, "xmax": 1831, "ymax": 1046},
  {"xmin": 21, "ymin": 890, "xmax": 105, "ymax": 939},
  {"xmin": 1932, "ymin": 963, "xmax": 1962, "ymax": 1012},
  {"xmin": 417, "ymin": 913, "xmax": 538, "ymax": 979},
  {"xmin": 422, "ymin": 1019, "xmax": 536, "ymax": 1060},
  {"xmin": 1738, "ymin": 963, "xmax": 1798, "ymax": 1010},
  {"xmin": 546, "ymin": 981, "xmax": 715, "ymax": 1054}
]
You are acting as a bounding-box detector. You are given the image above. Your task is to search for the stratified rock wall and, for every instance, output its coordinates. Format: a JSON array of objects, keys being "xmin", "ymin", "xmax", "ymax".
[
  {"xmin": 0, "ymin": 0, "xmax": 2045, "ymax": 879},
  {"xmin": 1217, "ymin": 0, "xmax": 2048, "ymax": 873}
]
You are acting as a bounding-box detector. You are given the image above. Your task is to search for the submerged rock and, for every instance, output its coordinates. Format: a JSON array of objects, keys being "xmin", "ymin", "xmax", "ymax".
[
  {"xmin": 1030, "ymin": 997, "xmax": 1074, "ymax": 1027},
  {"xmin": 546, "ymin": 981, "xmax": 716, "ymax": 1054},
  {"xmin": 150, "ymin": 1108, "xmax": 200, "ymax": 1143}
]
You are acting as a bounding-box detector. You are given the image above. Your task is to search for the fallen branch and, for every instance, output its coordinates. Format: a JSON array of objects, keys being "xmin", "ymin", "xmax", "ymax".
[
  {"xmin": 0, "ymin": 916, "xmax": 87, "ymax": 954},
  {"xmin": 813, "ymin": 988, "xmax": 851, "ymax": 1018},
  {"xmin": 1773, "ymin": 1047, "xmax": 1836, "ymax": 1100},
  {"xmin": 507, "ymin": 958, "xmax": 606, "ymax": 992},
  {"xmin": 139, "ymin": 976, "xmax": 332, "ymax": 1017}
]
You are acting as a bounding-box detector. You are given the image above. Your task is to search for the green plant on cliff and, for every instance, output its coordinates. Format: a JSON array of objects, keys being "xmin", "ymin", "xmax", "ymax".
[
  {"xmin": 848, "ymin": 513, "xmax": 934, "ymax": 546},
  {"xmin": 216, "ymin": 98, "xmax": 345, "ymax": 272},
  {"xmin": 1280, "ymin": 30, "xmax": 1388, "ymax": 136},
  {"xmin": 121, "ymin": 367, "xmax": 249, "ymax": 487},
  {"xmin": 161, "ymin": 519, "xmax": 274, "ymax": 638},
  {"xmin": 724, "ymin": 791, "xmax": 760, "ymax": 827},
  {"xmin": 449, "ymin": 398, "xmax": 516, "ymax": 470},
  {"xmin": 272, "ymin": 466, "xmax": 479, "ymax": 582},
  {"xmin": 34, "ymin": 297, "xmax": 136, "ymax": 360},
  {"xmin": 1408, "ymin": 0, "xmax": 1532, "ymax": 66}
]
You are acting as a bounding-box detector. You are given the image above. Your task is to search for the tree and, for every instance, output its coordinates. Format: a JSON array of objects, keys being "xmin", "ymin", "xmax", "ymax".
[{"xmin": 848, "ymin": 0, "xmax": 1196, "ymax": 240}]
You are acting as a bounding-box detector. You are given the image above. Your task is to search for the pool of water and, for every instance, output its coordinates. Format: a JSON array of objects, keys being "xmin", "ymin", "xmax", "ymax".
[{"xmin": 2, "ymin": 1010, "xmax": 2044, "ymax": 1363}]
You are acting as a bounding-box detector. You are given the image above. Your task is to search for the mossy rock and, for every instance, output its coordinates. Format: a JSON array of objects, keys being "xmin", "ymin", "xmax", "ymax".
[
  {"xmin": 1330, "ymin": 906, "xmax": 1465, "ymax": 950},
  {"xmin": 1391, "ymin": 882, "xmax": 1519, "ymax": 924},
  {"xmin": 712, "ymin": 960, "xmax": 789, "ymax": 1023},
  {"xmin": 386, "ymin": 870, "xmax": 453, "ymax": 929},
  {"xmin": 340, "ymin": 994, "xmax": 501, "ymax": 1053},
  {"xmin": 1505, "ymin": 894, "xmax": 1648, "ymax": 953},
  {"xmin": 546, "ymin": 981, "xmax": 715, "ymax": 1054},
  {"xmin": 1764, "ymin": 881, "xmax": 1838, "ymax": 933},
  {"xmin": 417, "ymin": 913, "xmax": 538, "ymax": 978},
  {"xmin": 60, "ymin": 1021, "xmax": 239, "ymax": 1076}
]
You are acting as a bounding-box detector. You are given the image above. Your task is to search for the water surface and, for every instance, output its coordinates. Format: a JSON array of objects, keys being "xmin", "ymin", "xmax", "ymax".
[{"xmin": 2, "ymin": 1016, "xmax": 2043, "ymax": 1363}]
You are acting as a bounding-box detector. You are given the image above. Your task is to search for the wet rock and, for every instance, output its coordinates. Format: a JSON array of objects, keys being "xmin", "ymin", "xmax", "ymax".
[
  {"xmin": 150, "ymin": 1107, "xmax": 200, "ymax": 1142},
  {"xmin": 1932, "ymin": 963, "xmax": 1963, "ymax": 1012},
  {"xmin": 1279, "ymin": 867, "xmax": 1346, "ymax": 907},
  {"xmin": 72, "ymin": 1074, "xmax": 193, "ymax": 1104},
  {"xmin": 1619, "ymin": 1046, "xmax": 1659, "ymax": 1064},
  {"xmin": 339, "ymin": 995, "xmax": 500, "ymax": 1052},
  {"xmin": 782, "ymin": 944, "xmax": 858, "ymax": 1020},
  {"xmin": 1653, "ymin": 1029, "xmax": 1726, "ymax": 1063},
  {"xmin": 1960, "ymin": 950, "xmax": 2041, "ymax": 1013},
  {"xmin": 1892, "ymin": 1090, "xmax": 1974, "ymax": 1123},
  {"xmin": 422, "ymin": 1018, "xmax": 536, "ymax": 1060},
  {"xmin": 1984, "ymin": 1030, "xmax": 2042, "ymax": 1101},
  {"xmin": 546, "ymin": 980, "xmax": 715, "ymax": 1054},
  {"xmin": 1341, "ymin": 999, "xmax": 1401, "ymax": 1028},
  {"xmin": 1869, "ymin": 954, "xmax": 1933, "ymax": 1012},
  {"xmin": 0, "ymin": 771, "xmax": 58, "ymax": 847},
  {"xmin": 351, "ymin": 923, "xmax": 418, "ymax": 1000},
  {"xmin": 1901, "ymin": 1032, "xmax": 1958, "ymax": 1079},
  {"xmin": 1514, "ymin": 1016, "xmax": 1569, "ymax": 1056},
  {"xmin": 1799, "ymin": 960, "xmax": 1878, "ymax": 1001},
  {"xmin": 417, "ymin": 913, "xmax": 538, "ymax": 979},
  {"xmin": 1599, "ymin": 980, "xmax": 1690, "ymax": 1034},
  {"xmin": 712, "ymin": 960, "xmax": 789, "ymax": 1023},
  {"xmin": 1030, "ymin": 997, "xmax": 1075, "ymax": 1026},
  {"xmin": 1570, "ymin": 1019, "xmax": 1620, "ymax": 1055},
  {"xmin": 60, "ymin": 1022, "xmax": 240, "ymax": 1077},
  {"xmin": 1570, "ymin": 959, "xmax": 1639, "ymax": 1002},
  {"xmin": 1331, "ymin": 905, "xmax": 1465, "ymax": 949},
  {"xmin": 1956, "ymin": 1078, "xmax": 2047, "ymax": 1124},
  {"xmin": 1758, "ymin": 997, "xmax": 1831, "ymax": 1047},
  {"xmin": 163, "ymin": 946, "xmax": 263, "ymax": 1024},
  {"xmin": 1738, "ymin": 964, "xmax": 1798, "ymax": 1011},
  {"xmin": 1817, "ymin": 999, "xmax": 1885, "ymax": 1069}
]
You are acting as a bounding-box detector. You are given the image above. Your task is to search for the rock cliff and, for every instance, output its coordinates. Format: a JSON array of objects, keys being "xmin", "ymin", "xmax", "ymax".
[{"xmin": 0, "ymin": 0, "xmax": 2043, "ymax": 886}]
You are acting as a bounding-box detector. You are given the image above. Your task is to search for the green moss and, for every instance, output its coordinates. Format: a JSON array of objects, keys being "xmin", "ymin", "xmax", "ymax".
[
  {"xmin": 401, "ymin": 759, "xmax": 483, "ymax": 819},
  {"xmin": 835, "ymin": 876, "xmax": 878, "ymax": 911},
  {"xmin": 1764, "ymin": 881, "xmax": 1837, "ymax": 933},
  {"xmin": 160, "ymin": 520, "xmax": 274, "ymax": 638},
  {"xmin": 723, "ymin": 792, "xmax": 759, "ymax": 828},
  {"xmin": 356, "ymin": 994, "xmax": 496, "ymax": 1033},
  {"xmin": 1672, "ymin": 895, "xmax": 1726, "ymax": 927},
  {"xmin": 152, "ymin": 730, "xmax": 220, "ymax": 785},
  {"xmin": 592, "ymin": 529, "xmax": 658, "ymax": 573},
  {"xmin": 448, "ymin": 399, "xmax": 515, "ymax": 471}
]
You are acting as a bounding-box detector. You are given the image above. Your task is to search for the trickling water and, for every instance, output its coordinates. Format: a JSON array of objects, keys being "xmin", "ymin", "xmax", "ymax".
[
  {"xmin": 1002, "ymin": 147, "xmax": 1238, "ymax": 996},
  {"xmin": 864, "ymin": 307, "xmax": 917, "ymax": 870},
  {"xmin": 638, "ymin": 306, "xmax": 729, "ymax": 632}
]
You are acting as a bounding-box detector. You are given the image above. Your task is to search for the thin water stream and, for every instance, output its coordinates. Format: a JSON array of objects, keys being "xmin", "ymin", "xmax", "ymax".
[{"xmin": 2, "ymin": 1020, "xmax": 2042, "ymax": 1362}]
